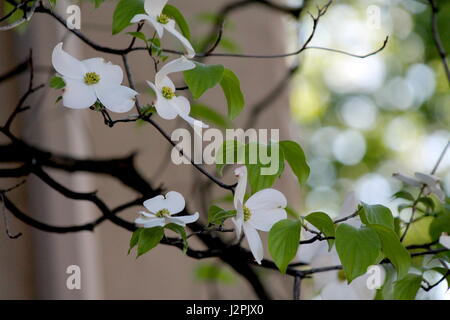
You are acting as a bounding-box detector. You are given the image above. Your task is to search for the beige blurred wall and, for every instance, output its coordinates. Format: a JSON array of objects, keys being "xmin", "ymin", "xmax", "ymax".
[{"xmin": 0, "ymin": 0, "xmax": 300, "ymax": 299}]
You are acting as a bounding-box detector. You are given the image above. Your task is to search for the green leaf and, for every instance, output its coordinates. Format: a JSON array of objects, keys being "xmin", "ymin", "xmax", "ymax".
[
  {"xmin": 393, "ymin": 274, "xmax": 422, "ymax": 300},
  {"xmin": 183, "ymin": 63, "xmax": 224, "ymax": 99},
  {"xmin": 335, "ymin": 224, "xmax": 381, "ymax": 283},
  {"xmin": 370, "ymin": 224, "xmax": 411, "ymax": 279},
  {"xmin": 304, "ymin": 211, "xmax": 335, "ymax": 250},
  {"xmin": 190, "ymin": 103, "xmax": 231, "ymax": 128},
  {"xmin": 127, "ymin": 31, "xmax": 147, "ymax": 42},
  {"xmin": 137, "ymin": 227, "xmax": 164, "ymax": 257},
  {"xmin": 220, "ymin": 68, "xmax": 245, "ymax": 120},
  {"xmin": 403, "ymin": 216, "xmax": 434, "ymax": 246},
  {"xmin": 208, "ymin": 205, "xmax": 236, "ymax": 225},
  {"xmin": 49, "ymin": 76, "xmax": 65, "ymax": 89},
  {"xmin": 393, "ymin": 191, "xmax": 415, "ymax": 201},
  {"xmin": 165, "ymin": 223, "xmax": 188, "ymax": 253},
  {"xmin": 128, "ymin": 228, "xmax": 143, "ymax": 255},
  {"xmin": 246, "ymin": 143, "xmax": 284, "ymax": 193},
  {"xmin": 279, "ymin": 140, "xmax": 310, "ymax": 186},
  {"xmin": 360, "ymin": 203, "xmax": 395, "ymax": 230},
  {"xmin": 162, "ymin": 4, "xmax": 191, "ymax": 40},
  {"xmin": 112, "ymin": 0, "xmax": 145, "ymax": 35},
  {"xmin": 429, "ymin": 210, "xmax": 450, "ymax": 240},
  {"xmin": 194, "ymin": 263, "xmax": 235, "ymax": 284},
  {"xmin": 215, "ymin": 140, "xmax": 246, "ymax": 175},
  {"xmin": 286, "ymin": 206, "xmax": 300, "ymax": 219},
  {"xmin": 268, "ymin": 219, "xmax": 301, "ymax": 273},
  {"xmin": 90, "ymin": 0, "xmax": 107, "ymax": 8}
]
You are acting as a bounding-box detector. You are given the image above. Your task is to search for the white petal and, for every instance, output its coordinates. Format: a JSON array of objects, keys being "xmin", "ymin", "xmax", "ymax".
[
  {"xmin": 416, "ymin": 270, "xmax": 449, "ymax": 300},
  {"xmin": 96, "ymin": 84, "xmax": 137, "ymax": 113},
  {"xmin": 164, "ymin": 22, "xmax": 196, "ymax": 58},
  {"xmin": 234, "ymin": 166, "xmax": 247, "ymax": 210},
  {"xmin": 232, "ymin": 200, "xmax": 244, "ymax": 239},
  {"xmin": 164, "ymin": 191, "xmax": 186, "ymax": 214},
  {"xmin": 142, "ymin": 191, "xmax": 186, "ymax": 215},
  {"xmin": 415, "ymin": 172, "xmax": 440, "ymax": 185},
  {"xmin": 178, "ymin": 112, "xmax": 209, "ymax": 130},
  {"xmin": 246, "ymin": 188, "xmax": 287, "ymax": 212},
  {"xmin": 156, "ymin": 56, "xmax": 195, "ymax": 87},
  {"xmin": 132, "ymin": 14, "xmax": 165, "ymax": 38},
  {"xmin": 156, "ymin": 97, "xmax": 179, "ymax": 120},
  {"xmin": 244, "ymin": 224, "xmax": 264, "ymax": 264},
  {"xmin": 147, "ymin": 81, "xmax": 178, "ymax": 120},
  {"xmin": 320, "ymin": 282, "xmax": 358, "ymax": 300},
  {"xmin": 52, "ymin": 42, "xmax": 85, "ymax": 80},
  {"xmin": 429, "ymin": 186, "xmax": 446, "ymax": 202},
  {"xmin": 130, "ymin": 14, "xmax": 150, "ymax": 23},
  {"xmin": 392, "ymin": 173, "xmax": 422, "ymax": 187},
  {"xmin": 248, "ymin": 208, "xmax": 287, "ymax": 232},
  {"xmin": 338, "ymin": 191, "xmax": 359, "ymax": 218},
  {"xmin": 171, "ymin": 95, "xmax": 190, "ymax": 114},
  {"xmin": 143, "ymin": 195, "xmax": 166, "ymax": 213},
  {"xmin": 159, "ymin": 76, "xmax": 176, "ymax": 92},
  {"xmin": 138, "ymin": 211, "xmax": 156, "ymax": 218},
  {"xmin": 232, "ymin": 217, "xmax": 243, "ymax": 240},
  {"xmin": 142, "ymin": 218, "xmax": 166, "ymax": 228},
  {"xmin": 439, "ymin": 235, "xmax": 450, "ymax": 249},
  {"xmin": 61, "ymin": 77, "xmax": 97, "ymax": 109},
  {"xmin": 144, "ymin": 0, "xmax": 168, "ymax": 17},
  {"xmin": 166, "ymin": 212, "xmax": 199, "ymax": 226},
  {"xmin": 82, "ymin": 58, "xmax": 123, "ymax": 85}
]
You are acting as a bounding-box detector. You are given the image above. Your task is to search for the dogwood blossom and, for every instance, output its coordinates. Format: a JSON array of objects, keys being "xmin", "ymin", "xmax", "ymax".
[
  {"xmin": 51, "ymin": 43, "xmax": 138, "ymax": 113},
  {"xmin": 135, "ymin": 191, "xmax": 199, "ymax": 228},
  {"xmin": 130, "ymin": 0, "xmax": 195, "ymax": 58},
  {"xmin": 147, "ymin": 56, "xmax": 208, "ymax": 129},
  {"xmin": 393, "ymin": 172, "xmax": 446, "ymax": 202},
  {"xmin": 232, "ymin": 166, "xmax": 287, "ymax": 264},
  {"xmin": 440, "ymin": 234, "xmax": 450, "ymax": 248}
]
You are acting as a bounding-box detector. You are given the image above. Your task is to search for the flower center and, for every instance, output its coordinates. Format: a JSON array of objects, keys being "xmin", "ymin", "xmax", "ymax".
[
  {"xmin": 155, "ymin": 208, "xmax": 170, "ymax": 218},
  {"xmin": 243, "ymin": 206, "xmax": 252, "ymax": 222},
  {"xmin": 337, "ymin": 269, "xmax": 347, "ymax": 282},
  {"xmin": 157, "ymin": 14, "xmax": 170, "ymax": 24},
  {"xmin": 161, "ymin": 86, "xmax": 175, "ymax": 100},
  {"xmin": 84, "ymin": 72, "xmax": 100, "ymax": 85}
]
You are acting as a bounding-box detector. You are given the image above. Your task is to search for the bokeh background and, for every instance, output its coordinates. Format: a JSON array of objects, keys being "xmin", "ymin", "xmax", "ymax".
[{"xmin": 0, "ymin": 0, "xmax": 448, "ymax": 299}]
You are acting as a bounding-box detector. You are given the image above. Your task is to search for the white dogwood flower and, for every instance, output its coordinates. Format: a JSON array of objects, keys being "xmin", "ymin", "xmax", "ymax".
[
  {"xmin": 130, "ymin": 0, "xmax": 195, "ymax": 58},
  {"xmin": 440, "ymin": 234, "xmax": 450, "ymax": 249},
  {"xmin": 51, "ymin": 42, "xmax": 138, "ymax": 112},
  {"xmin": 232, "ymin": 166, "xmax": 287, "ymax": 264},
  {"xmin": 393, "ymin": 172, "xmax": 445, "ymax": 202},
  {"xmin": 135, "ymin": 191, "xmax": 199, "ymax": 228},
  {"xmin": 147, "ymin": 56, "xmax": 208, "ymax": 129}
]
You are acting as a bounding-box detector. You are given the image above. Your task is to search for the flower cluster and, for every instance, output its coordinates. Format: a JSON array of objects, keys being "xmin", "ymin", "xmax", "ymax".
[{"xmin": 51, "ymin": 0, "xmax": 204, "ymax": 129}]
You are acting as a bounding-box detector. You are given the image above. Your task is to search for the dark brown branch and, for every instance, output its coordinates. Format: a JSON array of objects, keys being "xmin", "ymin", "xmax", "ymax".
[{"xmin": 428, "ymin": 0, "xmax": 450, "ymax": 85}]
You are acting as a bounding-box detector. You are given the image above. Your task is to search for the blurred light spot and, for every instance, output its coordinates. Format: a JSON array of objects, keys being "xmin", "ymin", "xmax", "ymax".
[
  {"xmin": 290, "ymin": 80, "xmax": 326, "ymax": 123},
  {"xmin": 324, "ymin": 56, "xmax": 386, "ymax": 94},
  {"xmin": 333, "ymin": 130, "xmax": 366, "ymax": 165},
  {"xmin": 306, "ymin": 187, "xmax": 340, "ymax": 215},
  {"xmin": 308, "ymin": 158, "xmax": 337, "ymax": 188},
  {"xmin": 391, "ymin": 7, "xmax": 413, "ymax": 39},
  {"xmin": 310, "ymin": 126, "xmax": 340, "ymax": 158},
  {"xmin": 382, "ymin": 77, "xmax": 415, "ymax": 110},
  {"xmin": 384, "ymin": 116, "xmax": 422, "ymax": 152},
  {"xmin": 420, "ymin": 131, "xmax": 450, "ymax": 173},
  {"xmin": 356, "ymin": 173, "xmax": 392, "ymax": 205},
  {"xmin": 340, "ymin": 96, "xmax": 378, "ymax": 130},
  {"xmin": 406, "ymin": 63, "xmax": 436, "ymax": 106},
  {"xmin": 444, "ymin": 172, "xmax": 450, "ymax": 197},
  {"xmin": 401, "ymin": 33, "xmax": 425, "ymax": 63}
]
